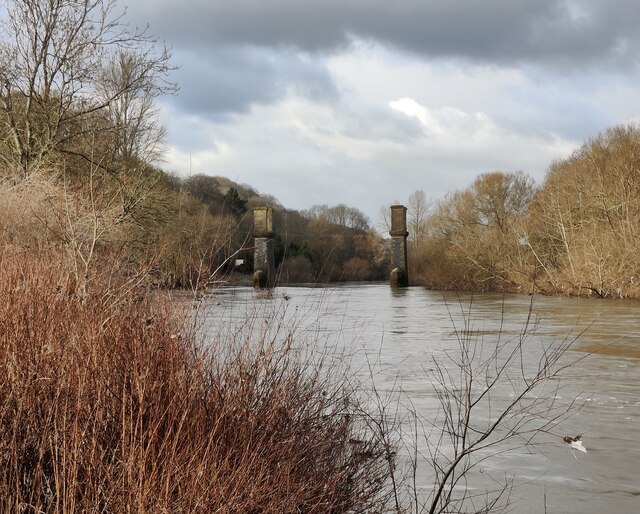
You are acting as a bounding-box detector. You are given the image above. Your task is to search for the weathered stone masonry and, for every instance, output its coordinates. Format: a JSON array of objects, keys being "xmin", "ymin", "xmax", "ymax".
[
  {"xmin": 253, "ymin": 207, "xmax": 275, "ymax": 288},
  {"xmin": 389, "ymin": 205, "xmax": 409, "ymax": 288}
]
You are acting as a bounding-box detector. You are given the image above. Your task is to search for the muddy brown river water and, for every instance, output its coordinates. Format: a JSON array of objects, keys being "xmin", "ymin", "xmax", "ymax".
[{"xmin": 199, "ymin": 284, "xmax": 640, "ymax": 513}]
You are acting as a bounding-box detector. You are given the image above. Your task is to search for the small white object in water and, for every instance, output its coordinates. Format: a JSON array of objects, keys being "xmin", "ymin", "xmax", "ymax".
[{"xmin": 563, "ymin": 435, "xmax": 587, "ymax": 453}]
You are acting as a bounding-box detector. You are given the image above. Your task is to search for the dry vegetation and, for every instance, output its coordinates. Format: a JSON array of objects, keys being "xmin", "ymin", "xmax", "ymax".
[
  {"xmin": 0, "ymin": 166, "xmax": 397, "ymax": 510},
  {"xmin": 0, "ymin": 1, "xmax": 398, "ymax": 504},
  {"xmin": 0, "ymin": 244, "xmax": 395, "ymax": 512},
  {"xmin": 409, "ymin": 124, "xmax": 640, "ymax": 298},
  {"xmin": 0, "ymin": 0, "xmax": 603, "ymax": 511},
  {"xmin": 527, "ymin": 125, "xmax": 640, "ymax": 297},
  {"xmin": 0, "ymin": 232, "xmax": 584, "ymax": 513}
]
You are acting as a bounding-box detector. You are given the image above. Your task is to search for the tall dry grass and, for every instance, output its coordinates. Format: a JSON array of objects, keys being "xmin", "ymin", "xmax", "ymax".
[
  {"xmin": 0, "ymin": 245, "xmax": 395, "ymax": 512},
  {"xmin": 0, "ymin": 171, "xmax": 63, "ymax": 252}
]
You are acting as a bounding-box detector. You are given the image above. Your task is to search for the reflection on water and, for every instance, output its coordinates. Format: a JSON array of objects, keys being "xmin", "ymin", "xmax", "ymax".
[{"xmin": 199, "ymin": 284, "xmax": 640, "ymax": 514}]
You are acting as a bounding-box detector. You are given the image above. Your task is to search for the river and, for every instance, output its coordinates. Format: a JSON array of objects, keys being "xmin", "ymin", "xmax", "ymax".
[{"xmin": 197, "ymin": 284, "xmax": 640, "ymax": 513}]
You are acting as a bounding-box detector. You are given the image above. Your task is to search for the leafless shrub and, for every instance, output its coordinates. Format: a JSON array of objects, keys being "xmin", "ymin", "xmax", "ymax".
[
  {"xmin": 0, "ymin": 170, "xmax": 64, "ymax": 250},
  {"xmin": 420, "ymin": 302, "xmax": 581, "ymax": 513},
  {"xmin": 358, "ymin": 297, "xmax": 585, "ymax": 514},
  {"xmin": 0, "ymin": 245, "xmax": 396, "ymax": 512}
]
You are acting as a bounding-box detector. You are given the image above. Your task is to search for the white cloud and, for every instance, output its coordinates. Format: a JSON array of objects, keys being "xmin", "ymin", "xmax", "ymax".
[
  {"xmin": 159, "ymin": 64, "xmax": 577, "ymax": 224},
  {"xmin": 140, "ymin": 3, "xmax": 640, "ymax": 224},
  {"xmin": 389, "ymin": 97, "xmax": 492, "ymax": 139}
]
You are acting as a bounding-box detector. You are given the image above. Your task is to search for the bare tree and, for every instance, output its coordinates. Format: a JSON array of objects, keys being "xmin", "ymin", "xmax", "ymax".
[
  {"xmin": 414, "ymin": 172, "xmax": 536, "ymax": 291},
  {"xmin": 0, "ymin": 0, "xmax": 176, "ymax": 174},
  {"xmin": 420, "ymin": 304, "xmax": 580, "ymax": 513},
  {"xmin": 408, "ymin": 189, "xmax": 432, "ymax": 242},
  {"xmin": 527, "ymin": 124, "xmax": 640, "ymax": 298},
  {"xmin": 361, "ymin": 301, "xmax": 584, "ymax": 513},
  {"xmin": 473, "ymin": 172, "xmax": 535, "ymax": 234},
  {"xmin": 377, "ymin": 205, "xmax": 392, "ymax": 234},
  {"xmin": 305, "ymin": 203, "xmax": 371, "ymax": 231},
  {"xmin": 98, "ymin": 50, "xmax": 170, "ymax": 166}
]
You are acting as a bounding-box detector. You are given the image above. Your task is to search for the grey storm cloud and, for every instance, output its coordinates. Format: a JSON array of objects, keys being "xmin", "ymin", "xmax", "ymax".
[
  {"xmin": 123, "ymin": 0, "xmax": 640, "ymax": 118},
  {"xmin": 129, "ymin": 0, "xmax": 640, "ymax": 69},
  {"xmin": 122, "ymin": 0, "xmax": 640, "ymax": 221},
  {"xmin": 170, "ymin": 46, "xmax": 339, "ymax": 116}
]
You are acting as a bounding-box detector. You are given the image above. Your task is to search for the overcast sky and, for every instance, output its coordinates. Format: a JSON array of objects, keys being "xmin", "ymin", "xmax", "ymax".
[{"xmin": 126, "ymin": 0, "xmax": 640, "ymax": 223}]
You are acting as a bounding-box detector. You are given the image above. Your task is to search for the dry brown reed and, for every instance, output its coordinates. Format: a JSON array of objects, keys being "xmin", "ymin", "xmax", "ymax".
[{"xmin": 0, "ymin": 245, "xmax": 395, "ymax": 512}]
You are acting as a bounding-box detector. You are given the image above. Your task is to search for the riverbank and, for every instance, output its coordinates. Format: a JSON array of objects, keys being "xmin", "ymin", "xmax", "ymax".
[{"xmin": 0, "ymin": 247, "xmax": 395, "ymax": 512}]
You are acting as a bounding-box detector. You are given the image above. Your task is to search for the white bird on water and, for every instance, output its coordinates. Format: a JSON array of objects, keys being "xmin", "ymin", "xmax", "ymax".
[{"xmin": 563, "ymin": 435, "xmax": 587, "ymax": 454}]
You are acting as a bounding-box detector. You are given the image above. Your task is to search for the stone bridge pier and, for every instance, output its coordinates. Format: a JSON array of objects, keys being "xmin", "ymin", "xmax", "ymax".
[
  {"xmin": 253, "ymin": 207, "xmax": 276, "ymax": 288},
  {"xmin": 389, "ymin": 205, "xmax": 409, "ymax": 288}
]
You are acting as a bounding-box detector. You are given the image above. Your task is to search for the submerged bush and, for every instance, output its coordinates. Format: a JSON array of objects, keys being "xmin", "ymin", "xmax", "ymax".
[{"xmin": 0, "ymin": 247, "xmax": 394, "ymax": 512}]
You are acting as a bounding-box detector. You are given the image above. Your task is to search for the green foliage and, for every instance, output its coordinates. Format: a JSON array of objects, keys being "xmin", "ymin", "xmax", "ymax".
[
  {"xmin": 286, "ymin": 241, "xmax": 313, "ymax": 261},
  {"xmin": 223, "ymin": 187, "xmax": 248, "ymax": 217}
]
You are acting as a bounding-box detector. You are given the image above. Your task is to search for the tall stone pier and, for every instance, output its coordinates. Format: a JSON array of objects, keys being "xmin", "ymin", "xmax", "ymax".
[
  {"xmin": 389, "ymin": 205, "xmax": 409, "ymax": 288},
  {"xmin": 253, "ymin": 207, "xmax": 276, "ymax": 288}
]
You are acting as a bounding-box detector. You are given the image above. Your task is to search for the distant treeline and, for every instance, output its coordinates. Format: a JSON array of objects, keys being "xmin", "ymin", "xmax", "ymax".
[
  {"xmin": 1, "ymin": 165, "xmax": 390, "ymax": 290},
  {"xmin": 160, "ymin": 175, "xmax": 391, "ymax": 285},
  {"xmin": 409, "ymin": 124, "xmax": 640, "ymax": 299}
]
